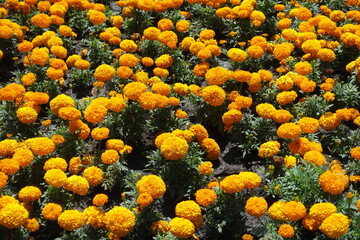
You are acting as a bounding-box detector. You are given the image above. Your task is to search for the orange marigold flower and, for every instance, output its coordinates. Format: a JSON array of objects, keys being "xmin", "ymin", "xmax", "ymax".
[
  {"xmin": 44, "ymin": 169, "xmax": 67, "ymax": 187},
  {"xmin": 195, "ymin": 189, "xmax": 217, "ymax": 207},
  {"xmin": 160, "ymin": 136, "xmax": 188, "ymax": 160},
  {"xmin": 220, "ymin": 174, "xmax": 244, "ymax": 194},
  {"xmin": 201, "ymin": 138, "xmax": 220, "ymax": 160},
  {"xmin": 309, "ymin": 202, "xmax": 337, "ymax": 222},
  {"xmin": 319, "ymin": 112, "xmax": 341, "ymax": 130},
  {"xmin": 222, "ymin": 109, "xmax": 242, "ymax": 126},
  {"xmin": 175, "ymin": 200, "xmax": 201, "ymax": 221},
  {"xmin": 298, "ymin": 117, "xmax": 319, "ymax": 133},
  {"xmin": 350, "ymin": 147, "xmax": 360, "ymax": 160},
  {"xmin": 319, "ymin": 213, "xmax": 350, "ymax": 239},
  {"xmin": 83, "ymin": 166, "xmax": 103, "ymax": 186},
  {"xmin": 64, "ymin": 175, "xmax": 89, "ymax": 196},
  {"xmin": 18, "ymin": 186, "xmax": 42, "ymax": 202},
  {"xmin": 25, "ymin": 137, "xmax": 56, "ymax": 156},
  {"xmin": 87, "ymin": 10, "xmax": 107, "ymax": 25},
  {"xmin": 123, "ymin": 82, "xmax": 147, "ymax": 100},
  {"xmin": 93, "ymin": 193, "xmax": 108, "ymax": 206},
  {"xmin": 0, "ymin": 203, "xmax": 29, "ymax": 229},
  {"xmin": 58, "ymin": 209, "xmax": 85, "ymax": 231},
  {"xmin": 201, "ymin": 85, "xmax": 226, "ymax": 107},
  {"xmin": 205, "ymin": 67, "xmax": 232, "ymax": 85},
  {"xmin": 273, "ymin": 43, "xmax": 292, "ymax": 60},
  {"xmin": 30, "ymin": 13, "xmax": 51, "ymax": 28},
  {"xmin": 136, "ymin": 175, "xmax": 166, "ymax": 199},
  {"xmin": 41, "ymin": 203, "xmax": 62, "ymax": 221},
  {"xmin": 283, "ymin": 201, "xmax": 307, "ymax": 221},
  {"xmin": 303, "ymin": 150, "xmax": 326, "ymax": 166},
  {"xmin": 258, "ymin": 141, "xmax": 280, "ymax": 158},
  {"xmin": 189, "ymin": 124, "xmax": 209, "ymax": 143},
  {"xmin": 277, "ymin": 123, "xmax": 301, "ymax": 139},
  {"xmin": 94, "ymin": 64, "xmax": 115, "ymax": 82},
  {"xmin": 91, "ymin": 127, "xmax": 110, "ymax": 140},
  {"xmin": 245, "ymin": 197, "xmax": 268, "ymax": 217},
  {"xmin": 278, "ymin": 224, "xmax": 295, "ymax": 238},
  {"xmin": 318, "ymin": 170, "xmax": 348, "ymax": 195},
  {"xmin": 16, "ymin": 106, "xmax": 38, "ymax": 124},
  {"xmin": 227, "ymin": 48, "xmax": 248, "ymax": 62},
  {"xmin": 256, "ymin": 103, "xmax": 276, "ymax": 119},
  {"xmin": 136, "ymin": 193, "xmax": 153, "ymax": 207},
  {"xmin": 101, "ymin": 149, "xmax": 120, "ymax": 164},
  {"xmin": 198, "ymin": 161, "xmax": 213, "ymax": 175},
  {"xmin": 169, "ymin": 217, "xmax": 195, "ymax": 239}
]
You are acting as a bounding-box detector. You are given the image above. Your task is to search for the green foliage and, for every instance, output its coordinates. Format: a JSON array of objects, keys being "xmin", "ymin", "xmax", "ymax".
[{"xmin": 332, "ymin": 80, "xmax": 360, "ymax": 109}]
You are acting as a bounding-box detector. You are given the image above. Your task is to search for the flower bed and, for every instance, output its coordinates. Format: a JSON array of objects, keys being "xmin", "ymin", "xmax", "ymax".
[{"xmin": 0, "ymin": 0, "xmax": 360, "ymax": 239}]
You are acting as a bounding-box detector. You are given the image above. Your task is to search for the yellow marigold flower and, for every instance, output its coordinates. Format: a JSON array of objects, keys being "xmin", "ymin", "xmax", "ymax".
[
  {"xmin": 201, "ymin": 85, "xmax": 226, "ymax": 107},
  {"xmin": 297, "ymin": 117, "xmax": 319, "ymax": 134},
  {"xmin": 0, "ymin": 139, "xmax": 18, "ymax": 157},
  {"xmin": 93, "ymin": 193, "xmax": 108, "ymax": 207},
  {"xmin": 0, "ymin": 172, "xmax": 8, "ymax": 189},
  {"xmin": 171, "ymin": 129, "xmax": 194, "ymax": 143},
  {"xmin": 0, "ymin": 158, "xmax": 19, "ymax": 175},
  {"xmin": 319, "ymin": 112, "xmax": 341, "ymax": 130},
  {"xmin": 282, "ymin": 29, "xmax": 298, "ymax": 41},
  {"xmin": 302, "ymin": 39, "xmax": 321, "ymax": 55},
  {"xmin": 151, "ymin": 220, "xmax": 169, "ymax": 235},
  {"xmin": 68, "ymin": 119, "xmax": 90, "ymax": 140},
  {"xmin": 278, "ymin": 224, "xmax": 294, "ymax": 238},
  {"xmin": 84, "ymin": 103, "xmax": 108, "ymax": 124},
  {"xmin": 323, "ymin": 92, "xmax": 335, "ymax": 102},
  {"xmin": 245, "ymin": 197, "xmax": 268, "ymax": 217},
  {"xmin": 302, "ymin": 214, "xmax": 322, "ymax": 231},
  {"xmin": 17, "ymin": 40, "xmax": 33, "ymax": 53},
  {"xmin": 83, "ymin": 206, "xmax": 105, "ymax": 229},
  {"xmin": 42, "ymin": 203, "xmax": 62, "ymax": 221},
  {"xmin": 50, "ymin": 45, "xmax": 67, "ymax": 59},
  {"xmin": 157, "ymin": 18, "xmax": 173, "ymax": 31},
  {"xmin": 318, "ymin": 170, "xmax": 348, "ymax": 195},
  {"xmin": 58, "ymin": 106, "xmax": 81, "ymax": 121},
  {"xmin": 247, "ymin": 45, "xmax": 264, "ymax": 58},
  {"xmin": 227, "ymin": 48, "xmax": 248, "ymax": 62},
  {"xmin": 44, "ymin": 169, "xmax": 67, "ymax": 188},
  {"xmin": 157, "ymin": 30, "xmax": 178, "ymax": 49},
  {"xmin": 101, "ymin": 149, "xmax": 120, "ymax": 165},
  {"xmin": 277, "ymin": 123, "xmax": 301, "ymax": 139},
  {"xmin": 175, "ymin": 109, "xmax": 187, "ymax": 119},
  {"xmin": 222, "ymin": 109, "xmax": 242, "ymax": 126},
  {"xmin": 294, "ymin": 61, "xmax": 312, "ymax": 75},
  {"xmin": 350, "ymin": 147, "xmax": 360, "ymax": 160},
  {"xmin": 273, "ymin": 43, "xmax": 292, "ymax": 60},
  {"xmin": 94, "ymin": 64, "xmax": 115, "ymax": 82},
  {"xmin": 30, "ymin": 13, "xmax": 51, "ymax": 28},
  {"xmin": 268, "ymin": 201, "xmax": 286, "ymax": 221},
  {"xmin": 284, "ymin": 155, "xmax": 296, "ymax": 168},
  {"xmin": 138, "ymin": 92, "xmax": 157, "ymax": 110},
  {"xmin": 199, "ymin": 29, "xmax": 215, "ymax": 40},
  {"xmin": 43, "ymin": 157, "xmax": 67, "ymax": 171},
  {"xmin": 119, "ymin": 39, "xmax": 137, "ymax": 53},
  {"xmin": 136, "ymin": 193, "xmax": 153, "ymax": 208},
  {"xmin": 276, "ymin": 75, "xmax": 294, "ymax": 91},
  {"xmin": 309, "ymin": 202, "xmax": 337, "ymax": 222},
  {"xmin": 143, "ymin": 27, "xmax": 161, "ymax": 40},
  {"xmin": 256, "ymin": 103, "xmax": 276, "ymax": 119},
  {"xmin": 242, "ymin": 234, "xmax": 254, "ymax": 240},
  {"xmin": 74, "ymin": 59, "xmax": 91, "ymax": 70},
  {"xmin": 123, "ymin": 82, "xmax": 147, "ymax": 101},
  {"xmin": 16, "ymin": 106, "xmax": 38, "ymax": 124},
  {"xmin": 106, "ymin": 139, "xmax": 125, "ymax": 151},
  {"xmin": 87, "ymin": 10, "xmax": 107, "ymax": 25},
  {"xmin": 104, "ymin": 206, "xmax": 135, "ymax": 237},
  {"xmin": 319, "ymin": 213, "xmax": 350, "ymax": 239},
  {"xmin": 258, "ymin": 141, "xmax": 280, "ymax": 158},
  {"xmin": 189, "ymin": 124, "xmax": 209, "ymax": 143},
  {"xmin": 49, "ymin": 94, "xmax": 74, "ymax": 115},
  {"xmin": 250, "ymin": 10, "xmax": 266, "ymax": 26},
  {"xmin": 277, "ymin": 18, "xmax": 292, "ymax": 30},
  {"xmin": 25, "ymin": 218, "xmax": 40, "ymax": 232},
  {"xmin": 175, "ymin": 200, "xmax": 201, "ymax": 221},
  {"xmin": 154, "ymin": 133, "xmax": 175, "ymax": 149},
  {"xmin": 21, "ymin": 72, "xmax": 36, "ymax": 86},
  {"xmin": 272, "ymin": 109, "xmax": 293, "ymax": 123},
  {"xmin": 283, "ymin": 201, "xmax": 307, "ymax": 221},
  {"xmin": 175, "ymin": 20, "xmax": 190, "ymax": 32},
  {"xmin": 205, "ymin": 66, "xmax": 232, "ymax": 85},
  {"xmin": 201, "ymin": 138, "xmax": 220, "ymax": 160},
  {"xmin": 25, "ymin": 137, "xmax": 56, "ymax": 156},
  {"xmin": 193, "ymin": 61, "xmax": 209, "ymax": 77},
  {"xmin": 18, "ymin": 186, "xmax": 41, "ymax": 203},
  {"xmin": 58, "ymin": 209, "xmax": 85, "ymax": 231},
  {"xmin": 304, "ymin": 150, "xmax": 326, "ymax": 166},
  {"xmin": 0, "ymin": 203, "xmax": 29, "ymax": 229},
  {"xmin": 136, "ymin": 175, "xmax": 166, "ymax": 199},
  {"xmin": 234, "ymin": 95, "xmax": 252, "ymax": 108},
  {"xmin": 91, "ymin": 127, "xmax": 109, "ymax": 140},
  {"xmin": 220, "ymin": 174, "xmax": 244, "ymax": 194},
  {"xmin": 239, "ymin": 171, "xmax": 262, "ymax": 189},
  {"xmin": 119, "ymin": 53, "xmax": 139, "ymax": 67},
  {"xmin": 195, "ymin": 189, "xmax": 216, "ymax": 207},
  {"xmin": 160, "ymin": 136, "xmax": 188, "ymax": 160},
  {"xmin": 82, "ymin": 166, "xmax": 103, "ymax": 186},
  {"xmin": 64, "ymin": 175, "xmax": 89, "ymax": 196},
  {"xmin": 107, "ymin": 96, "xmax": 126, "ymax": 112},
  {"xmin": 169, "ymin": 217, "xmax": 195, "ymax": 239},
  {"xmin": 198, "ymin": 161, "xmax": 213, "ymax": 175},
  {"xmin": 173, "ymin": 83, "xmax": 189, "ymax": 96}
]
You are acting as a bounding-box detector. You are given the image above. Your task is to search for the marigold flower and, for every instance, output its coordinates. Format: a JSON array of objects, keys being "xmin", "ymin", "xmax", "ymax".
[
  {"xmin": 319, "ymin": 112, "xmax": 341, "ymax": 130},
  {"xmin": 256, "ymin": 103, "xmax": 276, "ymax": 119},
  {"xmin": 25, "ymin": 137, "xmax": 56, "ymax": 156},
  {"xmin": 198, "ymin": 161, "xmax": 213, "ymax": 175},
  {"xmin": 101, "ymin": 149, "xmax": 120, "ymax": 164},
  {"xmin": 195, "ymin": 189, "xmax": 216, "ymax": 207},
  {"xmin": 44, "ymin": 169, "xmax": 67, "ymax": 188},
  {"xmin": 277, "ymin": 123, "xmax": 301, "ymax": 139},
  {"xmin": 84, "ymin": 103, "xmax": 108, "ymax": 124},
  {"xmin": 12, "ymin": 149, "xmax": 34, "ymax": 168},
  {"xmin": 205, "ymin": 66, "xmax": 232, "ymax": 85},
  {"xmin": 83, "ymin": 166, "xmax": 103, "ymax": 186},
  {"xmin": 239, "ymin": 172, "xmax": 262, "ymax": 189},
  {"xmin": 0, "ymin": 172, "xmax": 8, "ymax": 189},
  {"xmin": 301, "ymin": 39, "xmax": 321, "ymax": 55},
  {"xmin": 283, "ymin": 201, "xmax": 307, "ymax": 221},
  {"xmin": 273, "ymin": 43, "xmax": 292, "ymax": 60},
  {"xmin": 0, "ymin": 158, "xmax": 19, "ymax": 175},
  {"xmin": 123, "ymin": 82, "xmax": 147, "ymax": 100},
  {"xmin": 30, "ymin": 13, "xmax": 51, "ymax": 28},
  {"xmin": 169, "ymin": 217, "xmax": 195, "ymax": 239},
  {"xmin": 309, "ymin": 202, "xmax": 337, "ymax": 222},
  {"xmin": 175, "ymin": 20, "xmax": 190, "ymax": 32},
  {"xmin": 151, "ymin": 220, "xmax": 169, "ymax": 235},
  {"xmin": 278, "ymin": 224, "xmax": 295, "ymax": 238},
  {"xmin": 42, "ymin": 203, "xmax": 62, "ymax": 221},
  {"xmin": 93, "ymin": 193, "xmax": 108, "ymax": 207},
  {"xmin": 227, "ymin": 48, "xmax": 248, "ymax": 62},
  {"xmin": 220, "ymin": 174, "xmax": 244, "ymax": 194},
  {"xmin": 268, "ymin": 201, "xmax": 286, "ymax": 221},
  {"xmin": 304, "ymin": 150, "xmax": 326, "ymax": 166},
  {"xmin": 0, "ymin": 203, "xmax": 29, "ymax": 229},
  {"xmin": 136, "ymin": 193, "xmax": 153, "ymax": 208},
  {"xmin": 189, "ymin": 124, "xmax": 209, "ymax": 143},
  {"xmin": 58, "ymin": 209, "xmax": 85, "ymax": 231},
  {"xmin": 160, "ymin": 136, "xmax": 188, "ymax": 160},
  {"xmin": 222, "ymin": 109, "xmax": 242, "ymax": 126},
  {"xmin": 319, "ymin": 213, "xmax": 350, "ymax": 239},
  {"xmin": 64, "ymin": 175, "xmax": 89, "ymax": 196},
  {"xmin": 157, "ymin": 30, "xmax": 178, "ymax": 49},
  {"xmin": 258, "ymin": 141, "xmax": 280, "ymax": 158},
  {"xmin": 350, "ymin": 147, "xmax": 360, "ymax": 160},
  {"xmin": 83, "ymin": 206, "xmax": 105, "ymax": 229},
  {"xmin": 18, "ymin": 186, "xmax": 41, "ymax": 202},
  {"xmin": 87, "ymin": 9, "xmax": 107, "ymax": 25},
  {"xmin": 319, "ymin": 170, "xmax": 348, "ymax": 195},
  {"xmin": 136, "ymin": 175, "xmax": 166, "ymax": 199},
  {"xmin": 201, "ymin": 85, "xmax": 226, "ymax": 107},
  {"xmin": 245, "ymin": 197, "xmax": 268, "ymax": 217},
  {"xmin": 104, "ymin": 206, "xmax": 135, "ymax": 237},
  {"xmin": 94, "ymin": 64, "xmax": 115, "ymax": 82}
]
